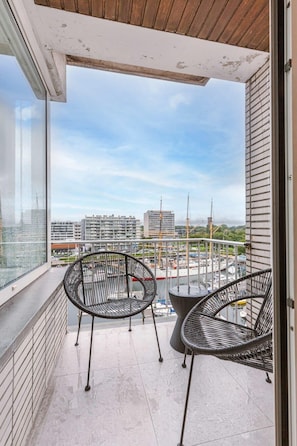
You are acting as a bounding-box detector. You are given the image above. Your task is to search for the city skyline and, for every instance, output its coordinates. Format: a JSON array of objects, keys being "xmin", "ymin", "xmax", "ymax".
[
  {"xmin": 51, "ymin": 66, "xmax": 245, "ymax": 226},
  {"xmin": 50, "ymin": 210, "xmax": 245, "ymax": 227}
]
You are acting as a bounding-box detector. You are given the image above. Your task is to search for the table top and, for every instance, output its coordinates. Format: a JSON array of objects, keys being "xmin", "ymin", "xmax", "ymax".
[{"xmin": 169, "ymin": 284, "xmax": 208, "ymax": 298}]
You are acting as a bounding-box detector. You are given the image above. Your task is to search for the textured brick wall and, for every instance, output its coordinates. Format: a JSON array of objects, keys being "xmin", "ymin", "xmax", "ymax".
[
  {"xmin": 246, "ymin": 60, "xmax": 271, "ymax": 271},
  {"xmin": 245, "ymin": 60, "xmax": 271, "ymax": 325},
  {"xmin": 0, "ymin": 283, "xmax": 67, "ymax": 446}
]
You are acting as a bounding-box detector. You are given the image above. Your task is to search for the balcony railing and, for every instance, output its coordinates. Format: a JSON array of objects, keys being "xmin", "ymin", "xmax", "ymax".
[
  {"xmin": 1, "ymin": 238, "xmax": 271, "ymax": 446},
  {"xmin": 51, "ymin": 237, "xmax": 246, "ymax": 320}
]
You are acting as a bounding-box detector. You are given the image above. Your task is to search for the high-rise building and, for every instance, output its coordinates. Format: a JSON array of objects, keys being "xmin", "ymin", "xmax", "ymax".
[
  {"xmin": 143, "ymin": 210, "xmax": 175, "ymax": 238},
  {"xmin": 51, "ymin": 221, "xmax": 78, "ymax": 241},
  {"xmin": 81, "ymin": 215, "xmax": 141, "ymax": 240},
  {"xmin": 74, "ymin": 222, "xmax": 82, "ymax": 240}
]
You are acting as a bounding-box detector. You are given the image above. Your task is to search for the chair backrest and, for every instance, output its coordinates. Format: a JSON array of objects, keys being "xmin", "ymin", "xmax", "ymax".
[
  {"xmin": 196, "ymin": 268, "xmax": 272, "ymax": 321},
  {"xmin": 237, "ymin": 268, "xmax": 272, "ymax": 334},
  {"xmin": 64, "ymin": 251, "xmax": 157, "ymax": 310},
  {"xmin": 254, "ymin": 274, "xmax": 272, "ymax": 335}
]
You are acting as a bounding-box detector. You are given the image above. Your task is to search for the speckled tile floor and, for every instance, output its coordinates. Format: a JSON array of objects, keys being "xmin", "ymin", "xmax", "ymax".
[{"xmin": 27, "ymin": 318, "xmax": 274, "ymax": 446}]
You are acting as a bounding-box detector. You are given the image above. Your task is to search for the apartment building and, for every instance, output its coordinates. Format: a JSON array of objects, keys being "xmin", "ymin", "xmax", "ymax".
[
  {"xmin": 51, "ymin": 221, "xmax": 77, "ymax": 241},
  {"xmin": 143, "ymin": 210, "xmax": 175, "ymax": 238},
  {"xmin": 81, "ymin": 215, "xmax": 141, "ymax": 240}
]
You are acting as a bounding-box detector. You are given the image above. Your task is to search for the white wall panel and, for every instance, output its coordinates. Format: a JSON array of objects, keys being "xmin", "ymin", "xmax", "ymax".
[{"xmin": 0, "ymin": 283, "xmax": 67, "ymax": 445}]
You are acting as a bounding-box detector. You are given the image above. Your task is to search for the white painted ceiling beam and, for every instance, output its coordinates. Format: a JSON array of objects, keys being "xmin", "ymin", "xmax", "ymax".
[{"xmin": 10, "ymin": 0, "xmax": 269, "ymax": 101}]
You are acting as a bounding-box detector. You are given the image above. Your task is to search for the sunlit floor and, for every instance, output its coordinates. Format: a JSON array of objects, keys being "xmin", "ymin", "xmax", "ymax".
[{"xmin": 27, "ymin": 317, "xmax": 274, "ymax": 446}]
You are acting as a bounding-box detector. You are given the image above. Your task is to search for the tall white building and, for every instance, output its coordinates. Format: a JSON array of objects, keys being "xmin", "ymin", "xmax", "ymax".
[
  {"xmin": 81, "ymin": 215, "xmax": 141, "ymax": 240},
  {"xmin": 51, "ymin": 221, "xmax": 78, "ymax": 241},
  {"xmin": 74, "ymin": 222, "xmax": 82, "ymax": 240},
  {"xmin": 143, "ymin": 210, "xmax": 175, "ymax": 238}
]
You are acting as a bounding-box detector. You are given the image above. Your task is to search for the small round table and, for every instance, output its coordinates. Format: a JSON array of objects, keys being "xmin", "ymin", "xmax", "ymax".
[{"xmin": 169, "ymin": 285, "xmax": 208, "ymax": 353}]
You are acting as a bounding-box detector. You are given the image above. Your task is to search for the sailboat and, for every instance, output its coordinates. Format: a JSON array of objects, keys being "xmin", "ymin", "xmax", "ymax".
[{"xmin": 145, "ymin": 196, "xmax": 230, "ymax": 282}]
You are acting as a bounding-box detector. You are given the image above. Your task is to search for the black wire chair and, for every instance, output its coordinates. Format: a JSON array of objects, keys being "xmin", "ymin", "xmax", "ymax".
[
  {"xmin": 63, "ymin": 251, "xmax": 163, "ymax": 391},
  {"xmin": 178, "ymin": 268, "xmax": 272, "ymax": 446}
]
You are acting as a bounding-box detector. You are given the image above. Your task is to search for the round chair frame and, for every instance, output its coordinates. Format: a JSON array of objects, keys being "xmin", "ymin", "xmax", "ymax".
[{"xmin": 64, "ymin": 251, "xmax": 163, "ymax": 390}]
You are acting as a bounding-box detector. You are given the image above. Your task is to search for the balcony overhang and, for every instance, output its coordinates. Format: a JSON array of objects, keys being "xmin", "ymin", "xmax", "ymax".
[{"xmin": 8, "ymin": 0, "xmax": 269, "ymax": 101}]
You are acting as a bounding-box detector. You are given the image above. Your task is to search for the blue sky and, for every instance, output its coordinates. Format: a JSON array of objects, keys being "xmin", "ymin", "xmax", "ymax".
[{"xmin": 51, "ymin": 66, "xmax": 245, "ymax": 226}]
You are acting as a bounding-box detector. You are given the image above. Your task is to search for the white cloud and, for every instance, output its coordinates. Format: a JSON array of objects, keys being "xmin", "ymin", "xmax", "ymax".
[{"xmin": 169, "ymin": 93, "xmax": 191, "ymax": 110}]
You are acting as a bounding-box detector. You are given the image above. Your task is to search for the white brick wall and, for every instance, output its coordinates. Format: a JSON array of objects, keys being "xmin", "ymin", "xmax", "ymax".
[
  {"xmin": 246, "ymin": 60, "xmax": 272, "ymax": 272},
  {"xmin": 245, "ymin": 60, "xmax": 271, "ymax": 326},
  {"xmin": 0, "ymin": 283, "xmax": 67, "ymax": 446}
]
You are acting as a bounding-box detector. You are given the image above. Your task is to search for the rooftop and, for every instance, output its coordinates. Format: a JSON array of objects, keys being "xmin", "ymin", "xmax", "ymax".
[{"xmin": 27, "ymin": 317, "xmax": 274, "ymax": 446}]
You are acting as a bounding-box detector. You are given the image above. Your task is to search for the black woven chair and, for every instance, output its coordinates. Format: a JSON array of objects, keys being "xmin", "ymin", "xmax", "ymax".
[
  {"xmin": 178, "ymin": 268, "xmax": 272, "ymax": 446},
  {"xmin": 63, "ymin": 251, "xmax": 163, "ymax": 391}
]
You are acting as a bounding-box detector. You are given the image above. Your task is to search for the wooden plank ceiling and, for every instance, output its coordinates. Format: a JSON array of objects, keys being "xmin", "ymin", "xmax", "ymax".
[
  {"xmin": 34, "ymin": 0, "xmax": 269, "ymax": 52},
  {"xmin": 34, "ymin": 0, "xmax": 269, "ymax": 87}
]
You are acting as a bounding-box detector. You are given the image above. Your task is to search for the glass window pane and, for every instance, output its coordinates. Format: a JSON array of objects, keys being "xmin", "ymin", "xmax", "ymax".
[{"xmin": 0, "ymin": 20, "xmax": 47, "ymax": 291}]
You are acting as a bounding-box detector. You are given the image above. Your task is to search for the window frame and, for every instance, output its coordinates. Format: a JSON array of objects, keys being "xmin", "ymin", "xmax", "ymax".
[{"xmin": 0, "ymin": 2, "xmax": 50, "ymax": 307}]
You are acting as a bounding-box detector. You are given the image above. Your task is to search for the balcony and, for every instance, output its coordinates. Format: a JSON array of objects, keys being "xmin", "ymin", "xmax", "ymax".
[
  {"xmin": 26, "ymin": 317, "xmax": 274, "ymax": 446},
  {"xmin": 0, "ymin": 238, "xmax": 274, "ymax": 446}
]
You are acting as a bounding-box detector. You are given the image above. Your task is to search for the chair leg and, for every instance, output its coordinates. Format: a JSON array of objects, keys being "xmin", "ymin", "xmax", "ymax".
[
  {"xmin": 85, "ymin": 316, "xmax": 95, "ymax": 391},
  {"xmin": 128, "ymin": 316, "xmax": 132, "ymax": 332},
  {"xmin": 178, "ymin": 351, "xmax": 195, "ymax": 446},
  {"xmin": 75, "ymin": 310, "xmax": 83, "ymax": 346},
  {"xmin": 182, "ymin": 348, "xmax": 187, "ymax": 368},
  {"xmin": 150, "ymin": 305, "xmax": 163, "ymax": 362},
  {"xmin": 266, "ymin": 372, "xmax": 272, "ymax": 383}
]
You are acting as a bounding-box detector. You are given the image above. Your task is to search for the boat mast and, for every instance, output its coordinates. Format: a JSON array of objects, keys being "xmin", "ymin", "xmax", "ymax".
[
  {"xmin": 208, "ymin": 198, "xmax": 213, "ymax": 257},
  {"xmin": 186, "ymin": 194, "xmax": 190, "ymax": 239},
  {"xmin": 158, "ymin": 197, "xmax": 163, "ymax": 268},
  {"xmin": 186, "ymin": 193, "xmax": 190, "ymax": 263},
  {"xmin": 186, "ymin": 193, "xmax": 190, "ymax": 291},
  {"xmin": 209, "ymin": 198, "xmax": 213, "ymax": 239}
]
